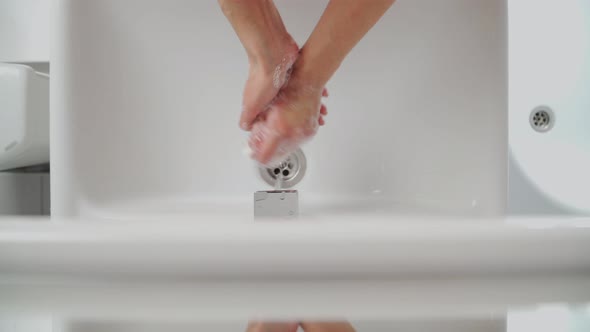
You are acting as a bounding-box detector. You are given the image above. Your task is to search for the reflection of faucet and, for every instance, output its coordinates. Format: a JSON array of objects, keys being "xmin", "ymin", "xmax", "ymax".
[
  {"xmin": 254, "ymin": 189, "xmax": 298, "ymax": 218},
  {"xmin": 254, "ymin": 149, "xmax": 305, "ymax": 218}
]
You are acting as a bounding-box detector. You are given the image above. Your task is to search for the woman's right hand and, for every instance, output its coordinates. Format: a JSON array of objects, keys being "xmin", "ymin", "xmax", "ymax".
[{"xmin": 239, "ymin": 37, "xmax": 299, "ymax": 131}]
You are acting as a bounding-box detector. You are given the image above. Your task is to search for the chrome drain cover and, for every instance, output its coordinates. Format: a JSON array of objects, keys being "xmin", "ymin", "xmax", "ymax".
[{"xmin": 258, "ymin": 148, "xmax": 307, "ymax": 188}]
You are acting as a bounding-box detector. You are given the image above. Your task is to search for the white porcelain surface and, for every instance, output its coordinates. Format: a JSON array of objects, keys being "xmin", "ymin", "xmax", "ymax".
[
  {"xmin": 509, "ymin": 0, "xmax": 590, "ymax": 214},
  {"xmin": 51, "ymin": 0, "xmax": 508, "ymax": 217},
  {"xmin": 0, "ymin": 216, "xmax": 589, "ymax": 321},
  {"xmin": 508, "ymin": 305, "xmax": 590, "ymax": 332},
  {"xmin": 0, "ymin": 63, "xmax": 49, "ymax": 170}
]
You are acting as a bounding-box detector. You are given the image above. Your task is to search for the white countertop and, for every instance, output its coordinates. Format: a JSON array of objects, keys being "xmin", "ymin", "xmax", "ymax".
[{"xmin": 1, "ymin": 216, "xmax": 589, "ymax": 320}]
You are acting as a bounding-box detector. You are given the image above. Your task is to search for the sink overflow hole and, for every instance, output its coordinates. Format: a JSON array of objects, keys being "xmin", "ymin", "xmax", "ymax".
[{"xmin": 530, "ymin": 106, "xmax": 554, "ymax": 133}]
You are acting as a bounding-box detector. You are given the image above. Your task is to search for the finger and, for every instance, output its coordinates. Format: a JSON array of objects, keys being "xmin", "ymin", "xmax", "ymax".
[
  {"xmin": 248, "ymin": 132, "xmax": 264, "ymax": 155},
  {"xmin": 322, "ymin": 87, "xmax": 329, "ymax": 97},
  {"xmin": 241, "ymin": 77, "xmax": 275, "ymax": 131},
  {"xmin": 320, "ymin": 104, "xmax": 328, "ymax": 116},
  {"xmin": 256, "ymin": 131, "xmax": 282, "ymax": 166},
  {"xmin": 248, "ymin": 121, "xmax": 274, "ymax": 162}
]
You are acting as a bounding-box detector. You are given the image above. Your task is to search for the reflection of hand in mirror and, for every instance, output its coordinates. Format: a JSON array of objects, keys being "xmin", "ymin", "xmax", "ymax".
[
  {"xmin": 246, "ymin": 322, "xmax": 299, "ymax": 332},
  {"xmin": 246, "ymin": 322, "xmax": 356, "ymax": 332}
]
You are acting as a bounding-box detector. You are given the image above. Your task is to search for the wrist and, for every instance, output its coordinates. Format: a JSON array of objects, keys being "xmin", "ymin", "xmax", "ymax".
[
  {"xmin": 286, "ymin": 67, "xmax": 325, "ymax": 97},
  {"xmin": 247, "ymin": 34, "xmax": 297, "ymax": 71},
  {"xmin": 292, "ymin": 45, "xmax": 341, "ymax": 89}
]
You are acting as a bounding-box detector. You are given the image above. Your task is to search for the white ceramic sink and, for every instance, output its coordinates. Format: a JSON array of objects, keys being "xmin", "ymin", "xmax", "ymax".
[
  {"xmin": 50, "ymin": 0, "xmax": 508, "ymax": 218},
  {"xmin": 509, "ymin": 0, "xmax": 590, "ymax": 214},
  {"xmin": 10, "ymin": 0, "xmax": 590, "ymax": 330}
]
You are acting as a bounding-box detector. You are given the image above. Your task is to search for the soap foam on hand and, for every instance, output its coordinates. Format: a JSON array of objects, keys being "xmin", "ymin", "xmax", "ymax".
[
  {"xmin": 243, "ymin": 141, "xmax": 293, "ymax": 168},
  {"xmin": 242, "ymin": 145, "xmax": 254, "ymax": 158},
  {"xmin": 246, "ymin": 120, "xmax": 304, "ymax": 168},
  {"xmin": 243, "ymin": 141, "xmax": 289, "ymax": 168}
]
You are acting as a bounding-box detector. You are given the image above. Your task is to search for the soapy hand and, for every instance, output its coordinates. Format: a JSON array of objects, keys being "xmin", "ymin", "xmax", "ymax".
[
  {"xmin": 239, "ymin": 39, "xmax": 328, "ymax": 135},
  {"xmin": 248, "ymin": 73, "xmax": 328, "ymax": 166},
  {"xmin": 240, "ymin": 39, "xmax": 300, "ymax": 131},
  {"xmin": 217, "ymin": 0, "xmax": 329, "ymax": 166}
]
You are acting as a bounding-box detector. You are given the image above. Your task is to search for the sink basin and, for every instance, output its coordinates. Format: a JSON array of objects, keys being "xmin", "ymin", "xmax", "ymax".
[
  {"xmin": 508, "ymin": 0, "xmax": 590, "ymax": 214},
  {"xmin": 51, "ymin": 0, "xmax": 508, "ymax": 218}
]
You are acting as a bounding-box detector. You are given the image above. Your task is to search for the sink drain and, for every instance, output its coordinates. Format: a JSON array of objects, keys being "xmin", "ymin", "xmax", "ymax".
[
  {"xmin": 259, "ymin": 148, "xmax": 307, "ymax": 188},
  {"xmin": 530, "ymin": 106, "xmax": 554, "ymax": 133}
]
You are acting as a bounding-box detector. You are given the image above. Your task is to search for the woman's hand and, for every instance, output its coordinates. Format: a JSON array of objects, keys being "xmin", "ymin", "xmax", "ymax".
[
  {"xmin": 248, "ymin": 71, "xmax": 328, "ymax": 166},
  {"xmin": 240, "ymin": 37, "xmax": 299, "ymax": 131},
  {"xmin": 217, "ymin": 0, "xmax": 300, "ymax": 131}
]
